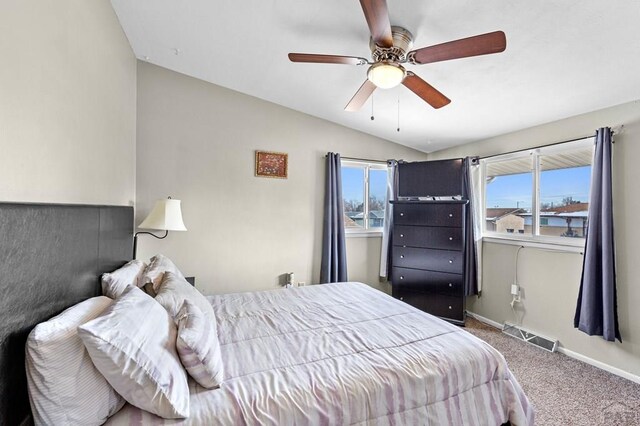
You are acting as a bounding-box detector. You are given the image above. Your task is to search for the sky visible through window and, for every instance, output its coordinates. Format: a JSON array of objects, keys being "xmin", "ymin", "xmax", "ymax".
[
  {"xmin": 486, "ymin": 166, "xmax": 591, "ymax": 209},
  {"xmin": 342, "ymin": 167, "xmax": 387, "ymax": 205}
]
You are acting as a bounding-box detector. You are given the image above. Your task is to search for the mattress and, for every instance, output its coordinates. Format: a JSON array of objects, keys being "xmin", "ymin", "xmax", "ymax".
[{"xmin": 106, "ymin": 282, "xmax": 534, "ymax": 425}]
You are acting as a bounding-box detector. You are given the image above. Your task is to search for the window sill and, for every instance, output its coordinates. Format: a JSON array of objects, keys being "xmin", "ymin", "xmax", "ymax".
[
  {"xmin": 345, "ymin": 231, "xmax": 383, "ymax": 238},
  {"xmin": 482, "ymin": 235, "xmax": 584, "ymax": 253}
]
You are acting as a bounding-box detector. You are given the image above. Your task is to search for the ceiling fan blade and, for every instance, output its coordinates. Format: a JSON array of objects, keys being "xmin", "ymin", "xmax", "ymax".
[
  {"xmin": 409, "ymin": 31, "xmax": 506, "ymax": 65},
  {"xmin": 288, "ymin": 53, "xmax": 367, "ymax": 65},
  {"xmin": 402, "ymin": 72, "xmax": 450, "ymax": 109},
  {"xmin": 359, "ymin": 0, "xmax": 393, "ymax": 48},
  {"xmin": 344, "ymin": 80, "xmax": 377, "ymax": 112}
]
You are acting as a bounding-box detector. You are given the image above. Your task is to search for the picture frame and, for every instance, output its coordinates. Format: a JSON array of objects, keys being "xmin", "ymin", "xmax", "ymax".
[{"xmin": 255, "ymin": 151, "xmax": 288, "ymax": 179}]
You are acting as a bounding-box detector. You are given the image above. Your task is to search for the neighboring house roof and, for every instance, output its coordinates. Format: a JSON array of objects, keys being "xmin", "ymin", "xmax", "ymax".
[
  {"xmin": 349, "ymin": 210, "xmax": 385, "ymax": 219},
  {"xmin": 555, "ymin": 211, "xmax": 588, "ymax": 218},
  {"xmin": 518, "ymin": 202, "xmax": 589, "ymax": 219},
  {"xmin": 486, "ymin": 208, "xmax": 525, "ymax": 221},
  {"xmin": 542, "ymin": 202, "xmax": 589, "ymax": 214},
  {"xmin": 521, "ymin": 211, "xmax": 588, "ymax": 218},
  {"xmin": 343, "ymin": 214, "xmax": 358, "ymax": 227}
]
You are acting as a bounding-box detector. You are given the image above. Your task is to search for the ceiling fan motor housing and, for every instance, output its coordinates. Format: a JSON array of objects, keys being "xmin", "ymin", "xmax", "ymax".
[{"xmin": 370, "ymin": 26, "xmax": 414, "ymax": 62}]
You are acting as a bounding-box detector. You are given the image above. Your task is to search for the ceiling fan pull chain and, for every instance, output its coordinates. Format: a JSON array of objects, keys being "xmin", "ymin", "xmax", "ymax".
[
  {"xmin": 371, "ymin": 94, "xmax": 375, "ymax": 121},
  {"xmin": 397, "ymin": 97, "xmax": 400, "ymax": 132}
]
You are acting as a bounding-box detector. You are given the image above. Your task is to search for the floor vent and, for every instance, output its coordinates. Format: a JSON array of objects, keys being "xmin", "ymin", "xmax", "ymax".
[{"xmin": 502, "ymin": 322, "xmax": 558, "ymax": 352}]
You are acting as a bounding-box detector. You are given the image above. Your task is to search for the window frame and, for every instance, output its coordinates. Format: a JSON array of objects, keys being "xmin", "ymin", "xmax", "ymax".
[
  {"xmin": 480, "ymin": 137, "xmax": 594, "ymax": 248},
  {"xmin": 341, "ymin": 159, "xmax": 388, "ymax": 236}
]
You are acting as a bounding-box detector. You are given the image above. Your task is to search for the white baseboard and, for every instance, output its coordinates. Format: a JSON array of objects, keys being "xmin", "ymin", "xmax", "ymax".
[
  {"xmin": 466, "ymin": 311, "xmax": 503, "ymax": 329},
  {"xmin": 556, "ymin": 347, "xmax": 640, "ymax": 385},
  {"xmin": 466, "ymin": 311, "xmax": 640, "ymax": 385}
]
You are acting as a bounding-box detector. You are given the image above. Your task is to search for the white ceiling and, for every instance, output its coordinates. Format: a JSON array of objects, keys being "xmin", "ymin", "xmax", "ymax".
[{"xmin": 110, "ymin": 0, "xmax": 640, "ymax": 153}]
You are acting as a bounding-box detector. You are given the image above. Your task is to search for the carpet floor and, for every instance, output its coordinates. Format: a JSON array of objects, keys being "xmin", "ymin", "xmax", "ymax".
[{"xmin": 465, "ymin": 317, "xmax": 640, "ymax": 425}]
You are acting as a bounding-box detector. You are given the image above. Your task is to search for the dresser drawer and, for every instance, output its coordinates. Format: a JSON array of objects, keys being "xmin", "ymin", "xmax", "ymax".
[
  {"xmin": 393, "ymin": 289, "xmax": 438, "ymax": 314},
  {"xmin": 429, "ymin": 295, "xmax": 464, "ymax": 322},
  {"xmin": 391, "ymin": 267, "xmax": 463, "ymax": 295},
  {"xmin": 393, "ymin": 203, "xmax": 464, "ymax": 227},
  {"xmin": 392, "ymin": 247, "xmax": 463, "ymax": 274},
  {"xmin": 392, "ymin": 289, "xmax": 464, "ymax": 323},
  {"xmin": 394, "ymin": 225, "xmax": 463, "ymax": 250}
]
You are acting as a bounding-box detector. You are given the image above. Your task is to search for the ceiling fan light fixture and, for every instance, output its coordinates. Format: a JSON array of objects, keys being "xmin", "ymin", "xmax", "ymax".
[{"xmin": 367, "ymin": 62, "xmax": 406, "ymax": 89}]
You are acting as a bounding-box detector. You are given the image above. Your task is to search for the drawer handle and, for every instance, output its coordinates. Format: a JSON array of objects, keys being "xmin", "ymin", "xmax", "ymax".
[
  {"xmin": 449, "ymin": 260, "xmax": 453, "ymax": 264},
  {"xmin": 400, "ymin": 276, "xmax": 404, "ymax": 280},
  {"xmin": 449, "ymin": 237, "xmax": 453, "ymax": 241},
  {"xmin": 448, "ymin": 283, "xmax": 452, "ymax": 287},
  {"xmin": 400, "ymin": 255, "xmax": 404, "ymax": 259},
  {"xmin": 449, "ymin": 213, "xmax": 453, "ymax": 218},
  {"xmin": 400, "ymin": 234, "xmax": 404, "ymax": 238}
]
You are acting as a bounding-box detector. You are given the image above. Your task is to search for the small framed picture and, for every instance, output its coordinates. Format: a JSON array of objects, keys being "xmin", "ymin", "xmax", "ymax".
[{"xmin": 255, "ymin": 151, "xmax": 288, "ymax": 179}]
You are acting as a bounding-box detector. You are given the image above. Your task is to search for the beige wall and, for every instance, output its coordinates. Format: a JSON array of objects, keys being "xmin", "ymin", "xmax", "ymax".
[
  {"xmin": 346, "ymin": 237, "xmax": 390, "ymax": 294},
  {"xmin": 136, "ymin": 62, "xmax": 427, "ymax": 294},
  {"xmin": 0, "ymin": 0, "xmax": 136, "ymax": 205},
  {"xmin": 429, "ymin": 100, "xmax": 640, "ymax": 378}
]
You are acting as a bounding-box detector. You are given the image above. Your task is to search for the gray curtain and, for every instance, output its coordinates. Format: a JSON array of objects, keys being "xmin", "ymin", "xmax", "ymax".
[
  {"xmin": 574, "ymin": 128, "xmax": 620, "ymax": 342},
  {"xmin": 462, "ymin": 157, "xmax": 479, "ymax": 296},
  {"xmin": 320, "ymin": 153, "xmax": 348, "ymax": 283},
  {"xmin": 379, "ymin": 160, "xmax": 398, "ymax": 278}
]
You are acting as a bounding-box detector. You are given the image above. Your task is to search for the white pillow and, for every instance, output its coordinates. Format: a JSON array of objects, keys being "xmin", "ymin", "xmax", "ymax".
[
  {"xmin": 176, "ymin": 299, "xmax": 224, "ymax": 389},
  {"xmin": 25, "ymin": 296, "xmax": 125, "ymax": 426},
  {"xmin": 155, "ymin": 271, "xmax": 215, "ymax": 320},
  {"xmin": 101, "ymin": 260, "xmax": 147, "ymax": 299},
  {"xmin": 78, "ymin": 286, "xmax": 190, "ymax": 419},
  {"xmin": 143, "ymin": 254, "xmax": 186, "ymax": 293}
]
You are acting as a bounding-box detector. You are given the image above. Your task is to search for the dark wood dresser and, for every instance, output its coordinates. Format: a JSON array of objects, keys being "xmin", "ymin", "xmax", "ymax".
[
  {"xmin": 389, "ymin": 157, "xmax": 469, "ymax": 324},
  {"xmin": 390, "ymin": 200, "xmax": 467, "ymax": 324}
]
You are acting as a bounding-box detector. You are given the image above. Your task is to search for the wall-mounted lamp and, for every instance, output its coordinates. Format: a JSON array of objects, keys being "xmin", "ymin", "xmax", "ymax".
[{"xmin": 133, "ymin": 196, "xmax": 187, "ymax": 259}]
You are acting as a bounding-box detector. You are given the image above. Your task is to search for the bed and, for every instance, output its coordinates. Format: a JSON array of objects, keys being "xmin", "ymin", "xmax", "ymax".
[
  {"xmin": 106, "ymin": 282, "xmax": 533, "ymax": 425},
  {"xmin": 0, "ymin": 203, "xmax": 533, "ymax": 425}
]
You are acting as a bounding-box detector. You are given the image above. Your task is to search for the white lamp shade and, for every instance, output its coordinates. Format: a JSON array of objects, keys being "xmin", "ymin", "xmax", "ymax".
[{"xmin": 138, "ymin": 198, "xmax": 187, "ymax": 231}]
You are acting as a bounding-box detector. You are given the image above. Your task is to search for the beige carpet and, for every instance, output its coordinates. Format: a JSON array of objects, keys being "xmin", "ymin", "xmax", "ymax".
[{"xmin": 465, "ymin": 317, "xmax": 640, "ymax": 426}]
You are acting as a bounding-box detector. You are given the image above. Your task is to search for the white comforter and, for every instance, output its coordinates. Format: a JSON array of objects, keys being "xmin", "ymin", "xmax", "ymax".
[{"xmin": 106, "ymin": 282, "xmax": 534, "ymax": 425}]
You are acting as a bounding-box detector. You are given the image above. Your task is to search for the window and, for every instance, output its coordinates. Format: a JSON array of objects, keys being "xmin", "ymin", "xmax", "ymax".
[
  {"xmin": 341, "ymin": 160, "xmax": 388, "ymax": 233},
  {"xmin": 482, "ymin": 138, "xmax": 593, "ymax": 244}
]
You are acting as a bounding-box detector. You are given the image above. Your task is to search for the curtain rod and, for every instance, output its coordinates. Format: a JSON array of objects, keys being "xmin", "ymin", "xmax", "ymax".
[
  {"xmin": 480, "ymin": 134, "xmax": 595, "ymax": 160},
  {"xmin": 480, "ymin": 125, "xmax": 622, "ymax": 161},
  {"xmin": 326, "ymin": 155, "xmax": 391, "ymax": 164}
]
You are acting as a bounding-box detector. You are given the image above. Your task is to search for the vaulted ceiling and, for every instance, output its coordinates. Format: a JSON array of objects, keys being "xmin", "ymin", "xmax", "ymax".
[{"xmin": 111, "ymin": 0, "xmax": 640, "ymax": 153}]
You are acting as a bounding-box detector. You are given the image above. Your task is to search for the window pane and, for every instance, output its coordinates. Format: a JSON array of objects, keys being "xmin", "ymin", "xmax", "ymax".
[
  {"xmin": 368, "ymin": 169, "xmax": 387, "ymax": 229},
  {"xmin": 341, "ymin": 166, "xmax": 365, "ymax": 229},
  {"xmin": 539, "ymin": 147, "xmax": 592, "ymax": 238},
  {"xmin": 485, "ymin": 157, "xmax": 532, "ymax": 235}
]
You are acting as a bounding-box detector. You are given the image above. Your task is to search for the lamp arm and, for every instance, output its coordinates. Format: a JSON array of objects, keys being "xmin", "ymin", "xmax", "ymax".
[
  {"xmin": 133, "ymin": 230, "xmax": 169, "ymax": 259},
  {"xmin": 134, "ymin": 230, "xmax": 169, "ymax": 240}
]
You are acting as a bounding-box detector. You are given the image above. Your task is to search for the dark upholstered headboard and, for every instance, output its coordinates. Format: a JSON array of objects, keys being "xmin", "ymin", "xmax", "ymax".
[{"xmin": 0, "ymin": 203, "xmax": 133, "ymax": 425}]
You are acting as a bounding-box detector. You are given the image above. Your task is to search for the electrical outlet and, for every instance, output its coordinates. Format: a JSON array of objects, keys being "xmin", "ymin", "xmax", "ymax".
[{"xmin": 511, "ymin": 284, "xmax": 519, "ymax": 296}]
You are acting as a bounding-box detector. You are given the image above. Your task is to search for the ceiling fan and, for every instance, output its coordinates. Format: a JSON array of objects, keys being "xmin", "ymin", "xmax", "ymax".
[{"xmin": 288, "ymin": 0, "xmax": 506, "ymax": 111}]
